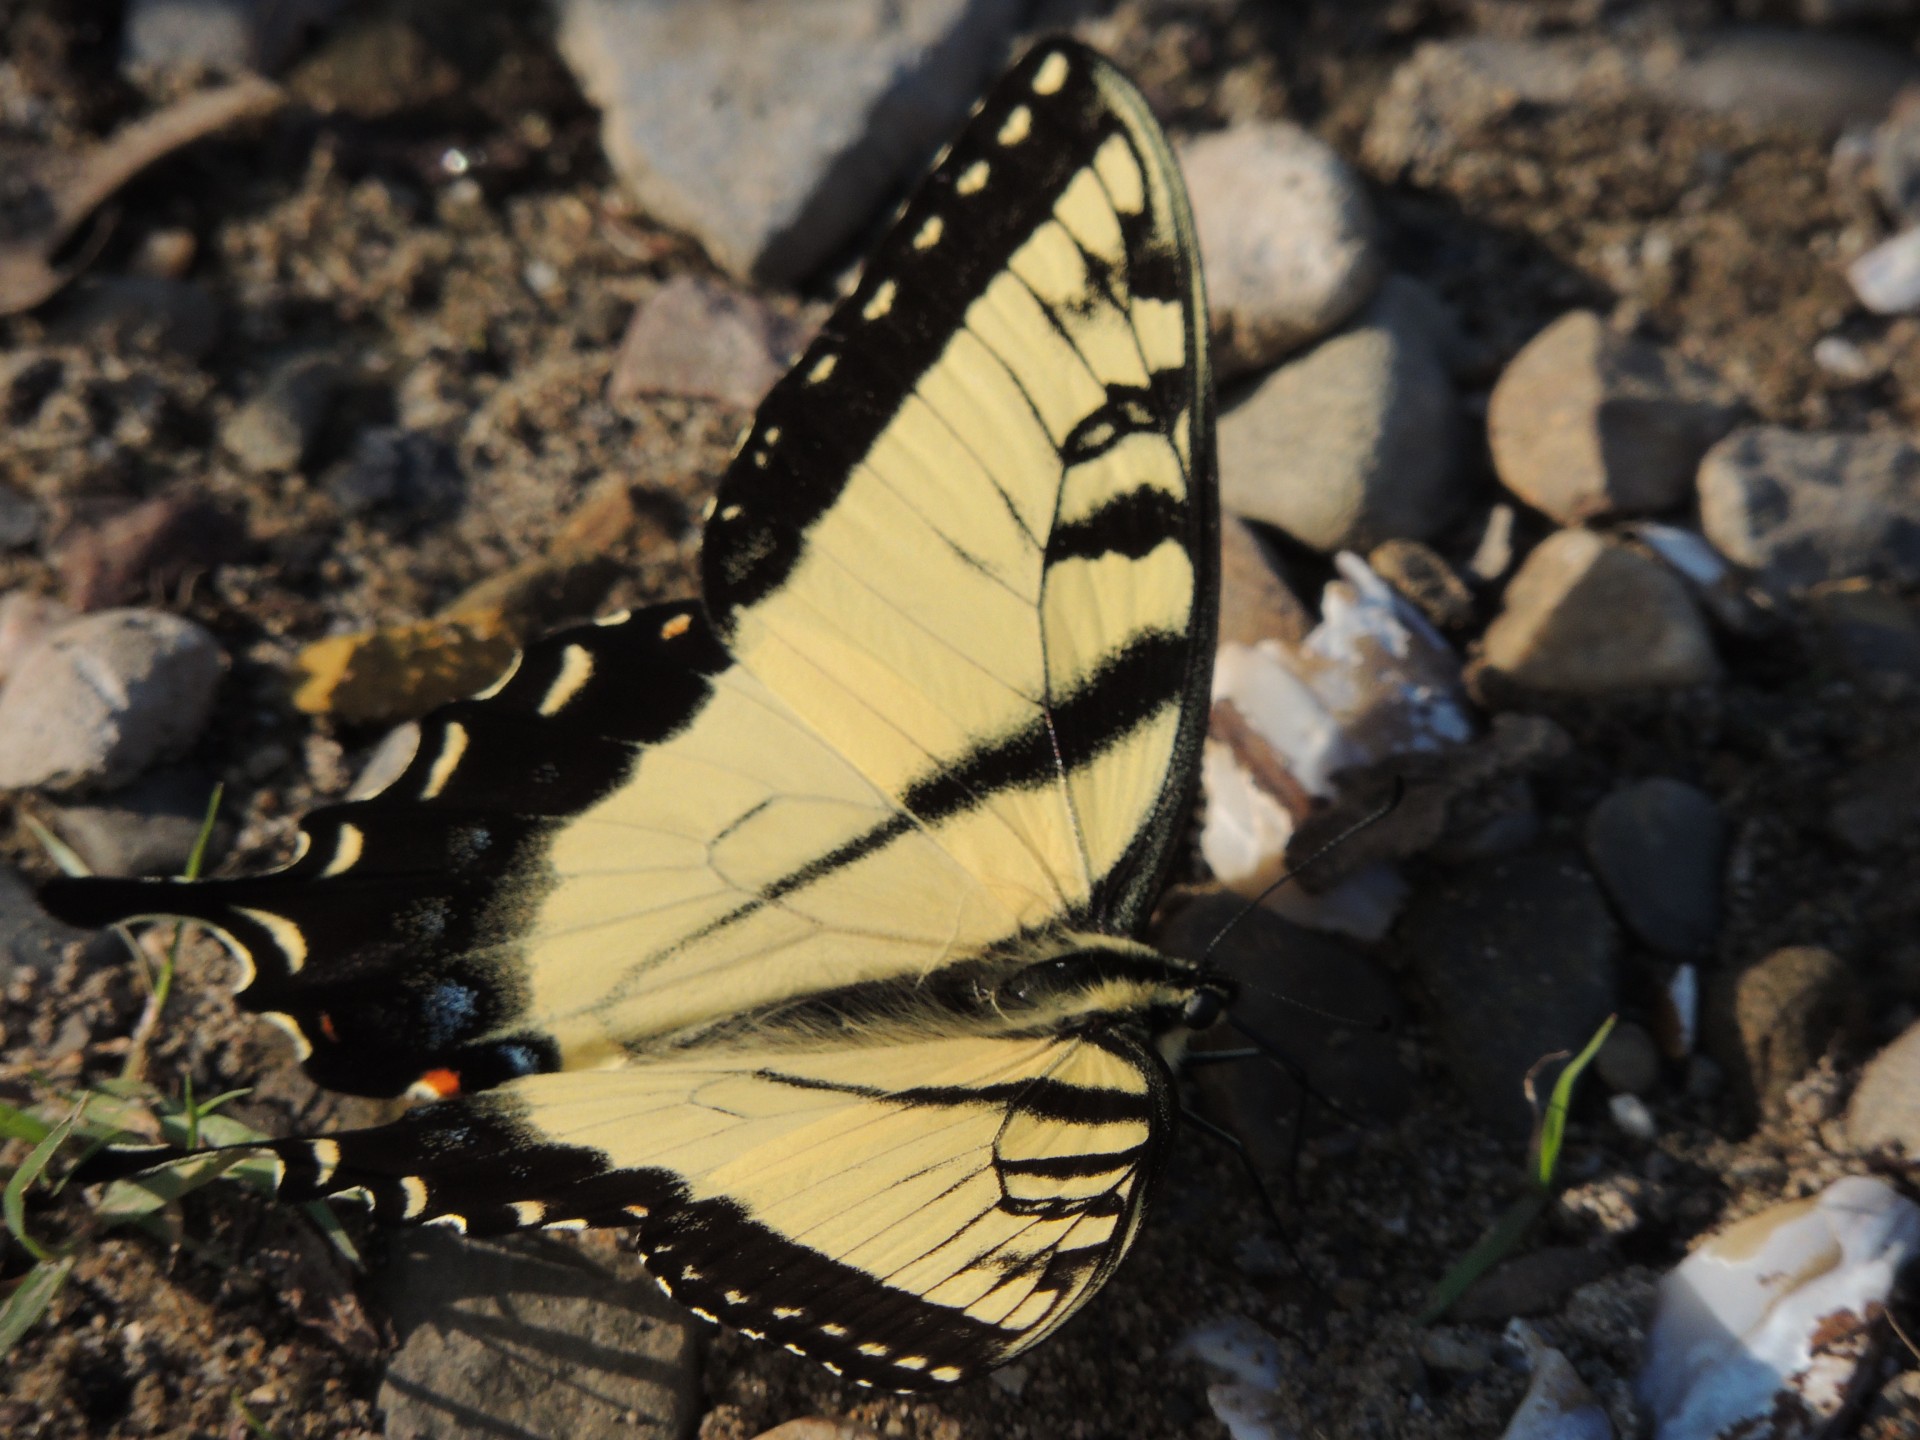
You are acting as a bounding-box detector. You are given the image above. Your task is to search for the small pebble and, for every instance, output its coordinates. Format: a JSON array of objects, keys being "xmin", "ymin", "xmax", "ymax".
[
  {"xmin": 0, "ymin": 608, "xmax": 224, "ymax": 792},
  {"xmin": 1806, "ymin": 580, "xmax": 1920, "ymax": 678},
  {"xmin": 1487, "ymin": 310, "xmax": 1737, "ymax": 525},
  {"xmin": 1477, "ymin": 529, "xmax": 1720, "ymax": 695},
  {"xmin": 1466, "ymin": 503, "xmax": 1519, "ymax": 585},
  {"xmin": 1219, "ymin": 278, "xmax": 1461, "ymax": 551},
  {"xmin": 1180, "ymin": 120, "xmax": 1382, "ymax": 380},
  {"xmin": 1811, "ymin": 334, "xmax": 1878, "ymax": 383},
  {"xmin": 607, "ymin": 275, "xmax": 813, "ymax": 411},
  {"xmin": 0, "ymin": 485, "xmax": 40, "ymax": 550},
  {"xmin": 53, "ymin": 495, "xmax": 247, "ymax": 611},
  {"xmin": 1872, "ymin": 87, "xmax": 1920, "ymax": 225},
  {"xmin": 1368, "ymin": 538, "xmax": 1476, "ymax": 631},
  {"xmin": 1725, "ymin": 945, "xmax": 1854, "ymax": 1121},
  {"xmin": 123, "ymin": 0, "xmax": 343, "ymax": 73},
  {"xmin": 1501, "ymin": 1320, "xmax": 1614, "ymax": 1440},
  {"xmin": 1583, "ymin": 777, "xmax": 1725, "ymax": 957},
  {"xmin": 1609, "ymin": 1093, "xmax": 1658, "ymax": 1141},
  {"xmin": 1175, "ymin": 1315, "xmax": 1286, "ymax": 1390},
  {"xmin": 1846, "ymin": 1017, "xmax": 1920, "ymax": 1156},
  {"xmin": 1847, "ymin": 224, "xmax": 1920, "ymax": 315},
  {"xmin": 221, "ymin": 349, "xmax": 347, "ymax": 474},
  {"xmin": 1594, "ymin": 1021, "xmax": 1661, "ymax": 1096}
]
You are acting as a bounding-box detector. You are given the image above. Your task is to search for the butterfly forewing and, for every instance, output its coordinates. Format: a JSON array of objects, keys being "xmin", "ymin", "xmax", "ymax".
[{"xmin": 41, "ymin": 39, "xmax": 1216, "ymax": 1389}]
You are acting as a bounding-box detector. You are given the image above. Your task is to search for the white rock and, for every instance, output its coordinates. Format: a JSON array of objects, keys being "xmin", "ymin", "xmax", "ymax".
[
  {"xmin": 1202, "ymin": 554, "xmax": 1469, "ymax": 916},
  {"xmin": 1609, "ymin": 1093, "xmax": 1658, "ymax": 1141},
  {"xmin": 0, "ymin": 591, "xmax": 74, "ymax": 689},
  {"xmin": 1176, "ymin": 1315, "xmax": 1286, "ymax": 1390},
  {"xmin": 1636, "ymin": 1176, "xmax": 1920, "ymax": 1440},
  {"xmin": 1205, "ymin": 1383, "xmax": 1297, "ymax": 1440},
  {"xmin": 1180, "ymin": 120, "xmax": 1382, "ymax": 381},
  {"xmin": 1812, "ymin": 335, "xmax": 1877, "ymax": 382},
  {"xmin": 0, "ymin": 610, "xmax": 223, "ymax": 792},
  {"xmin": 1847, "ymin": 225, "xmax": 1920, "ymax": 315},
  {"xmin": 1502, "ymin": 1321, "xmax": 1615, "ymax": 1440}
]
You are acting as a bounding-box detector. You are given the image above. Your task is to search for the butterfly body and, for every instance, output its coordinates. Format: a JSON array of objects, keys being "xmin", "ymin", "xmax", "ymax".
[{"xmin": 45, "ymin": 37, "xmax": 1218, "ymax": 1390}]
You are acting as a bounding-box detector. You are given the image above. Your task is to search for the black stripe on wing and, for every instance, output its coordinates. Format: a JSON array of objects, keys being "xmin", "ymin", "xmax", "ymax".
[{"xmin": 39, "ymin": 603, "xmax": 731, "ymax": 1097}]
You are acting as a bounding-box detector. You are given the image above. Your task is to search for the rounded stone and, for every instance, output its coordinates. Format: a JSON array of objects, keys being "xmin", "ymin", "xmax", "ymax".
[
  {"xmin": 1478, "ymin": 529, "xmax": 1720, "ymax": 694},
  {"xmin": 0, "ymin": 609, "xmax": 223, "ymax": 792},
  {"xmin": 1847, "ymin": 1019, "xmax": 1920, "ymax": 1156},
  {"xmin": 1584, "ymin": 777, "xmax": 1726, "ymax": 957},
  {"xmin": 1180, "ymin": 120, "xmax": 1382, "ymax": 381},
  {"xmin": 1720, "ymin": 946, "xmax": 1856, "ymax": 1121},
  {"xmin": 1595, "ymin": 1020, "xmax": 1662, "ymax": 1096},
  {"xmin": 1218, "ymin": 279, "xmax": 1461, "ymax": 553}
]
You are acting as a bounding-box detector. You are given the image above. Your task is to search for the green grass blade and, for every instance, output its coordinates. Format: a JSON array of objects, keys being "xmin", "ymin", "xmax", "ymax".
[
  {"xmin": 0, "ymin": 1101, "xmax": 54, "ymax": 1146},
  {"xmin": 1416, "ymin": 1188, "xmax": 1548, "ymax": 1326},
  {"xmin": 95, "ymin": 1150, "xmax": 264, "ymax": 1225},
  {"xmin": 3, "ymin": 1104, "xmax": 83, "ymax": 1262},
  {"xmin": 1533, "ymin": 1015, "xmax": 1616, "ymax": 1191},
  {"xmin": 184, "ymin": 784, "xmax": 224, "ymax": 881},
  {"xmin": 0, "ymin": 1254, "xmax": 75, "ymax": 1357},
  {"xmin": 19, "ymin": 813, "xmax": 89, "ymax": 878}
]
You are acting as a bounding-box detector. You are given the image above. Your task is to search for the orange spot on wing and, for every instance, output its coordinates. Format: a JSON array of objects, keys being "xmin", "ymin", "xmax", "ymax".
[{"xmin": 418, "ymin": 1067, "xmax": 462, "ymax": 1097}]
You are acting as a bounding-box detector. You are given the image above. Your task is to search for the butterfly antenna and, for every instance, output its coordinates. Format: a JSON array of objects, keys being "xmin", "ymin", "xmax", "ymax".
[
  {"xmin": 1178, "ymin": 1102, "xmax": 1335, "ymax": 1310},
  {"xmin": 1197, "ymin": 778, "xmax": 1405, "ymax": 969},
  {"xmin": 1223, "ymin": 1016, "xmax": 1368, "ymax": 1128}
]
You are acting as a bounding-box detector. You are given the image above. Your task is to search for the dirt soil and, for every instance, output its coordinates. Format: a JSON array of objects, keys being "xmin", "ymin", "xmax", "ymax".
[{"xmin": 2, "ymin": 2, "xmax": 1918, "ymax": 1438}]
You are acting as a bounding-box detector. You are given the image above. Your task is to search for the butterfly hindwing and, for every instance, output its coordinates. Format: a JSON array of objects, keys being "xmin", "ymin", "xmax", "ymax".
[{"xmin": 42, "ymin": 38, "xmax": 1215, "ymax": 1389}]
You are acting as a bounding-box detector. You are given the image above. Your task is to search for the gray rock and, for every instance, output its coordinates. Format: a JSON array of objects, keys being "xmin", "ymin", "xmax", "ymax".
[
  {"xmin": 1647, "ymin": 28, "xmax": 1918, "ymax": 134},
  {"xmin": 1218, "ymin": 514, "xmax": 1311, "ymax": 649},
  {"xmin": 1478, "ymin": 529, "xmax": 1720, "ymax": 695},
  {"xmin": 1698, "ymin": 426, "xmax": 1920, "ymax": 590},
  {"xmin": 221, "ymin": 350, "xmax": 346, "ymax": 474},
  {"xmin": 1719, "ymin": 945, "xmax": 1855, "ymax": 1121},
  {"xmin": 1159, "ymin": 895, "xmax": 1410, "ymax": 1173},
  {"xmin": 1179, "ymin": 120, "xmax": 1382, "ymax": 381},
  {"xmin": 1584, "ymin": 777, "xmax": 1725, "ymax": 958},
  {"xmin": 1404, "ymin": 850, "xmax": 1621, "ymax": 1136},
  {"xmin": 1218, "ymin": 279, "xmax": 1460, "ymax": 552},
  {"xmin": 555, "ymin": 0, "xmax": 1024, "ymax": 286},
  {"xmin": 45, "ymin": 769, "xmax": 230, "ymax": 877},
  {"xmin": 376, "ymin": 1228, "xmax": 700, "ymax": 1440},
  {"xmin": 1448, "ymin": 1246, "xmax": 1612, "ymax": 1323},
  {"xmin": 1847, "ymin": 1019, "xmax": 1920, "ymax": 1156},
  {"xmin": 123, "ymin": 0, "xmax": 340, "ymax": 74},
  {"xmin": 0, "ymin": 866, "xmax": 115, "ymax": 983},
  {"xmin": 1595, "ymin": 1021, "xmax": 1661, "ymax": 1097},
  {"xmin": 607, "ymin": 275, "xmax": 813, "ymax": 411},
  {"xmin": 323, "ymin": 428, "xmax": 461, "ymax": 517},
  {"xmin": 0, "ymin": 486, "xmax": 40, "ymax": 550},
  {"xmin": 1827, "ymin": 743, "xmax": 1920, "ymax": 853},
  {"xmin": 1488, "ymin": 311, "xmax": 1738, "ymax": 525},
  {"xmin": 1847, "ymin": 225, "xmax": 1920, "ymax": 316},
  {"xmin": 0, "ymin": 609, "xmax": 224, "ymax": 792},
  {"xmin": 48, "ymin": 276, "xmax": 223, "ymax": 362}
]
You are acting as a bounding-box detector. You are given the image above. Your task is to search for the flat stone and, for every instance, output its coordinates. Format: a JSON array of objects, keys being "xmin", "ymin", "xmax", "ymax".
[
  {"xmin": 1698, "ymin": 426, "xmax": 1920, "ymax": 590},
  {"xmin": 0, "ymin": 609, "xmax": 224, "ymax": 792},
  {"xmin": 1217, "ymin": 514, "xmax": 1311, "ymax": 649},
  {"xmin": 1403, "ymin": 849, "xmax": 1621, "ymax": 1136},
  {"xmin": 1447, "ymin": 1246, "xmax": 1612, "ymax": 1322},
  {"xmin": 376, "ymin": 1228, "xmax": 699, "ymax": 1440},
  {"xmin": 123, "ymin": 0, "xmax": 342, "ymax": 74},
  {"xmin": 1159, "ymin": 894, "xmax": 1410, "ymax": 1173},
  {"xmin": 45, "ymin": 768, "xmax": 231, "ymax": 878},
  {"xmin": 1807, "ymin": 580, "xmax": 1920, "ymax": 678},
  {"xmin": 52, "ymin": 495, "xmax": 248, "ymax": 611},
  {"xmin": 1826, "ymin": 743, "xmax": 1920, "ymax": 853},
  {"xmin": 555, "ymin": 0, "xmax": 1025, "ymax": 286},
  {"xmin": 221, "ymin": 350, "xmax": 346, "ymax": 474},
  {"xmin": 0, "ymin": 866, "xmax": 116, "ymax": 984},
  {"xmin": 1583, "ymin": 777, "xmax": 1725, "ymax": 958},
  {"xmin": 1218, "ymin": 278, "xmax": 1461, "ymax": 552},
  {"xmin": 1478, "ymin": 529, "xmax": 1720, "ymax": 695},
  {"xmin": 607, "ymin": 275, "xmax": 813, "ymax": 411},
  {"xmin": 1719, "ymin": 945, "xmax": 1855, "ymax": 1121},
  {"xmin": 1847, "ymin": 1019, "xmax": 1920, "ymax": 1156},
  {"xmin": 1488, "ymin": 311, "xmax": 1737, "ymax": 525},
  {"xmin": 1647, "ymin": 27, "xmax": 1919, "ymax": 134},
  {"xmin": 1179, "ymin": 120, "xmax": 1382, "ymax": 381}
]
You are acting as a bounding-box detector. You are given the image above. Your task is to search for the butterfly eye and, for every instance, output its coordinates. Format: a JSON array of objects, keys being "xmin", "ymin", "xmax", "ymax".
[{"xmin": 1182, "ymin": 989, "xmax": 1225, "ymax": 1030}]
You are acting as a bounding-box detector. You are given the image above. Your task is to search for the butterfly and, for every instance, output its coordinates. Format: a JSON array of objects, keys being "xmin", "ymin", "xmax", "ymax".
[{"xmin": 43, "ymin": 37, "xmax": 1220, "ymax": 1391}]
